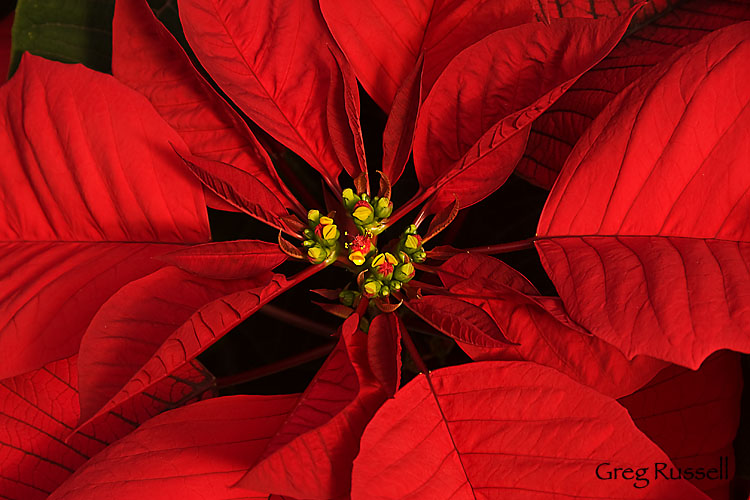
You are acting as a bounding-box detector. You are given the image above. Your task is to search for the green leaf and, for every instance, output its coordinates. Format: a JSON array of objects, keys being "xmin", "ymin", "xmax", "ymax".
[{"xmin": 10, "ymin": 0, "xmax": 115, "ymax": 77}]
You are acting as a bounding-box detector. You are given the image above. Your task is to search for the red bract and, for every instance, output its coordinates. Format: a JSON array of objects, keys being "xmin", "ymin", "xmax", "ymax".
[
  {"xmin": 0, "ymin": 355, "xmax": 215, "ymax": 499},
  {"xmin": 518, "ymin": 0, "xmax": 750, "ymax": 188},
  {"xmin": 352, "ymin": 362, "xmax": 707, "ymax": 499},
  {"xmin": 537, "ymin": 21, "xmax": 750, "ymax": 368},
  {"xmin": 1, "ymin": 0, "xmax": 748, "ymax": 498}
]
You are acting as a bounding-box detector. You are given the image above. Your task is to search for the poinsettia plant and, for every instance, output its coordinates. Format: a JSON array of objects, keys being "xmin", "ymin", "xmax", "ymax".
[{"xmin": 1, "ymin": 0, "xmax": 750, "ymax": 498}]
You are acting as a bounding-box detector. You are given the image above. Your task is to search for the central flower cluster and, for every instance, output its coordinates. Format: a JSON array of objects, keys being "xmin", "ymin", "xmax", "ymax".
[{"xmin": 301, "ymin": 189, "xmax": 427, "ymax": 306}]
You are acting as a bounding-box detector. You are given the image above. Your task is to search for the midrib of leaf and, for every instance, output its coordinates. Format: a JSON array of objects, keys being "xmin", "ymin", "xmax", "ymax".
[
  {"xmin": 199, "ymin": 0, "xmax": 331, "ymax": 179},
  {"xmin": 422, "ymin": 372, "xmax": 478, "ymax": 499}
]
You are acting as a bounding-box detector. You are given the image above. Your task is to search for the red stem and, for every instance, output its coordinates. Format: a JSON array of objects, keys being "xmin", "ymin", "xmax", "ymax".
[
  {"xmin": 387, "ymin": 186, "xmax": 435, "ymax": 227},
  {"xmin": 401, "ymin": 327, "xmax": 431, "ymax": 376},
  {"xmin": 258, "ymin": 304, "xmax": 335, "ymax": 338},
  {"xmin": 428, "ymin": 237, "xmax": 537, "ymax": 259},
  {"xmin": 215, "ymin": 343, "xmax": 335, "ymax": 389}
]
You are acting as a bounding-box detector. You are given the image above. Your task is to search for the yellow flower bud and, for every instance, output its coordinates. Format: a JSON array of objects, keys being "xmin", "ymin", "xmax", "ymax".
[
  {"xmin": 394, "ymin": 262, "xmax": 415, "ymax": 282},
  {"xmin": 405, "ymin": 234, "xmax": 420, "ymax": 250},
  {"xmin": 307, "ymin": 209, "xmax": 320, "ymax": 225},
  {"xmin": 307, "ymin": 246, "xmax": 326, "ymax": 263},
  {"xmin": 363, "ymin": 279, "xmax": 381, "ymax": 297},
  {"xmin": 352, "ymin": 203, "xmax": 374, "ymax": 223},
  {"xmin": 319, "ymin": 216, "xmax": 334, "ymax": 226},
  {"xmin": 349, "ymin": 250, "xmax": 366, "ymax": 266},
  {"xmin": 321, "ymin": 224, "xmax": 338, "ymax": 241}
]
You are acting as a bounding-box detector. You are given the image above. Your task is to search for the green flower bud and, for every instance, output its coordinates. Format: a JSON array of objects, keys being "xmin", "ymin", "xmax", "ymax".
[
  {"xmin": 393, "ymin": 261, "xmax": 415, "ymax": 282},
  {"xmin": 374, "ymin": 197, "xmax": 393, "ymax": 219},
  {"xmin": 339, "ymin": 290, "xmax": 358, "ymax": 307},
  {"xmin": 342, "ymin": 188, "xmax": 359, "ymax": 210},
  {"xmin": 307, "ymin": 209, "xmax": 321, "ymax": 226},
  {"xmin": 404, "ymin": 234, "xmax": 421, "ymax": 251},
  {"xmin": 363, "ymin": 279, "xmax": 382, "ymax": 298},
  {"xmin": 359, "ymin": 316, "xmax": 370, "ymax": 333},
  {"xmin": 320, "ymin": 223, "xmax": 339, "ymax": 244},
  {"xmin": 352, "ymin": 200, "xmax": 375, "ymax": 225},
  {"xmin": 412, "ymin": 250, "xmax": 427, "ymax": 263},
  {"xmin": 307, "ymin": 245, "xmax": 327, "ymax": 264}
]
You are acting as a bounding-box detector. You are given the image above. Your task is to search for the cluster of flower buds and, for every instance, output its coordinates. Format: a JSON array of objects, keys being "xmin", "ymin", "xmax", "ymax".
[
  {"xmin": 397, "ymin": 224, "xmax": 427, "ymax": 263},
  {"xmin": 302, "ymin": 209, "xmax": 340, "ymax": 264},
  {"xmin": 342, "ymin": 188, "xmax": 393, "ymax": 234},
  {"xmin": 361, "ymin": 251, "xmax": 416, "ymax": 299}
]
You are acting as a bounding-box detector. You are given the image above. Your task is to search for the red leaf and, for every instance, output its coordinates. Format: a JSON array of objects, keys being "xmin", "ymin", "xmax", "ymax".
[
  {"xmin": 237, "ymin": 313, "xmax": 398, "ymax": 498},
  {"xmin": 413, "ymin": 11, "xmax": 638, "ymax": 212},
  {"xmin": 112, "ymin": 0, "xmax": 294, "ymax": 209},
  {"xmin": 77, "ymin": 267, "xmax": 273, "ymax": 424},
  {"xmin": 313, "ymin": 301, "xmax": 354, "ymax": 319},
  {"xmin": 548, "ymin": 0, "xmax": 671, "ymax": 24},
  {"xmin": 405, "ymin": 295, "xmax": 515, "ymax": 347},
  {"xmin": 518, "ymin": 0, "xmax": 750, "ymax": 189},
  {"xmin": 382, "ymin": 55, "xmax": 423, "ymax": 184},
  {"xmin": 159, "ymin": 240, "xmax": 287, "ymax": 279},
  {"xmin": 423, "ymin": 195, "xmax": 459, "ymax": 243},
  {"xmin": 176, "ymin": 150, "xmax": 290, "ymax": 230},
  {"xmin": 328, "ymin": 45, "xmax": 368, "ymax": 181},
  {"xmin": 619, "ymin": 351, "xmax": 742, "ymax": 499},
  {"xmin": 179, "ymin": 0, "xmax": 358, "ymax": 183},
  {"xmin": 438, "ymin": 254, "xmax": 665, "ymax": 397},
  {"xmin": 48, "ymin": 394, "xmax": 299, "ymax": 499},
  {"xmin": 77, "ymin": 264, "xmax": 322, "ymax": 431},
  {"xmin": 438, "ymin": 252, "xmax": 538, "ymax": 294},
  {"xmin": 352, "ymin": 361, "xmax": 707, "ymax": 499},
  {"xmin": 0, "ymin": 355, "xmax": 214, "ymax": 500},
  {"xmin": 319, "ymin": 0, "xmax": 536, "ymax": 111},
  {"xmin": 367, "ymin": 313, "xmax": 403, "ymax": 396},
  {"xmin": 537, "ymin": 22, "xmax": 750, "ymax": 368},
  {"xmin": 0, "ymin": 55, "xmax": 209, "ymax": 379}
]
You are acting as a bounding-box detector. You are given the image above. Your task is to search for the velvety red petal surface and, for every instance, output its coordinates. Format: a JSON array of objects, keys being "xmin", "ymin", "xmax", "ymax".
[
  {"xmin": 48, "ymin": 394, "xmax": 299, "ymax": 499},
  {"xmin": 537, "ymin": 22, "xmax": 750, "ymax": 368},
  {"xmin": 77, "ymin": 264, "xmax": 322, "ymax": 432},
  {"xmin": 381, "ymin": 55, "xmax": 423, "ymax": 185},
  {"xmin": 367, "ymin": 313, "xmax": 403, "ymax": 396},
  {"xmin": 158, "ymin": 240, "xmax": 287, "ymax": 279},
  {"xmin": 413, "ymin": 11, "xmax": 637, "ymax": 212},
  {"xmin": 0, "ymin": 55, "xmax": 209, "ymax": 379},
  {"xmin": 77, "ymin": 267, "xmax": 274, "ymax": 424},
  {"xmin": 352, "ymin": 361, "xmax": 707, "ymax": 499},
  {"xmin": 438, "ymin": 253, "xmax": 665, "ymax": 397},
  {"xmin": 319, "ymin": 0, "xmax": 537, "ymax": 111},
  {"xmin": 238, "ymin": 313, "xmax": 399, "ymax": 498},
  {"xmin": 0, "ymin": 356, "xmax": 214, "ymax": 500},
  {"xmin": 177, "ymin": 152, "xmax": 292, "ymax": 230},
  {"xmin": 178, "ymin": 0, "xmax": 359, "ymax": 184},
  {"xmin": 406, "ymin": 295, "xmax": 514, "ymax": 348},
  {"xmin": 112, "ymin": 0, "xmax": 295, "ymax": 210}
]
